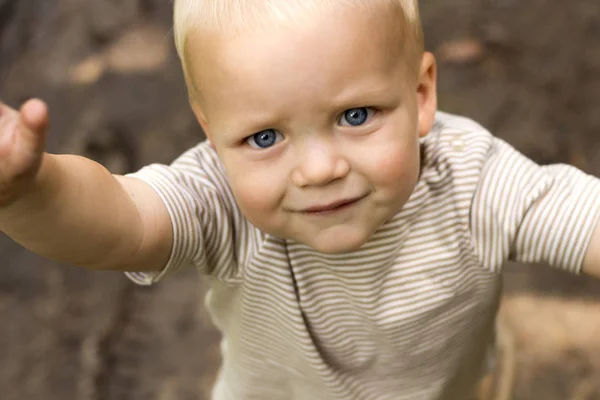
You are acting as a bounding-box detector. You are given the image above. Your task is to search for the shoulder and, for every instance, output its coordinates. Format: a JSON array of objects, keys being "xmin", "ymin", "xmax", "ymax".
[
  {"xmin": 171, "ymin": 141, "xmax": 228, "ymax": 186},
  {"xmin": 419, "ymin": 112, "xmax": 496, "ymax": 194},
  {"xmin": 422, "ymin": 111, "xmax": 494, "ymax": 168}
]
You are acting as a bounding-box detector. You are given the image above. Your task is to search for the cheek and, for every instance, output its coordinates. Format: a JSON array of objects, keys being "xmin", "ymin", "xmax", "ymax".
[
  {"xmin": 222, "ymin": 156, "xmax": 286, "ymax": 215},
  {"xmin": 360, "ymin": 136, "xmax": 421, "ymax": 189},
  {"xmin": 356, "ymin": 107, "xmax": 421, "ymax": 187}
]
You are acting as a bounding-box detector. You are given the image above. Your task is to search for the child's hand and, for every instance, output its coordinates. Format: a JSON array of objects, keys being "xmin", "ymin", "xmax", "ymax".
[{"xmin": 0, "ymin": 99, "xmax": 49, "ymax": 208}]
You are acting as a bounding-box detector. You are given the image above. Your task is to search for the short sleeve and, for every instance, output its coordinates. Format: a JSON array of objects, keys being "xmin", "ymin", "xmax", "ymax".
[
  {"xmin": 471, "ymin": 138, "xmax": 600, "ymax": 274},
  {"xmin": 124, "ymin": 142, "xmax": 262, "ymax": 285}
]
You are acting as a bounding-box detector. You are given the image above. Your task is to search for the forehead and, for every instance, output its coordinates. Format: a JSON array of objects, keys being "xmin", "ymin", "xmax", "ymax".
[{"xmin": 186, "ymin": 4, "xmax": 410, "ymax": 121}]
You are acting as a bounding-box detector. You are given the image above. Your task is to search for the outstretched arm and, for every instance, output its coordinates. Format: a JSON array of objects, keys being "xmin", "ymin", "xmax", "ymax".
[
  {"xmin": 0, "ymin": 99, "xmax": 172, "ymax": 272},
  {"xmin": 583, "ymin": 221, "xmax": 600, "ymax": 278}
]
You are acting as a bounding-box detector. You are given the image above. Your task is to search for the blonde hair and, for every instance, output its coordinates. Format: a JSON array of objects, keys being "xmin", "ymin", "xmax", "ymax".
[{"xmin": 173, "ymin": 0, "xmax": 424, "ymax": 94}]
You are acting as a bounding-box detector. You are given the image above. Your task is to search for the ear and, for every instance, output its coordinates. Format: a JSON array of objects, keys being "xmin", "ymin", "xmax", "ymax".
[
  {"xmin": 191, "ymin": 101, "xmax": 214, "ymax": 144},
  {"xmin": 416, "ymin": 52, "xmax": 438, "ymax": 138}
]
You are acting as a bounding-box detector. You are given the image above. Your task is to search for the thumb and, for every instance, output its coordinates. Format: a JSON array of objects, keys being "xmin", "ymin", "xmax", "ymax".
[
  {"xmin": 20, "ymin": 99, "xmax": 49, "ymax": 136},
  {"xmin": 19, "ymin": 99, "xmax": 48, "ymax": 153}
]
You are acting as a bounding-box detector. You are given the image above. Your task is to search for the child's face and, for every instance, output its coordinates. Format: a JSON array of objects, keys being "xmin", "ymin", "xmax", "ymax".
[{"xmin": 187, "ymin": 5, "xmax": 437, "ymax": 253}]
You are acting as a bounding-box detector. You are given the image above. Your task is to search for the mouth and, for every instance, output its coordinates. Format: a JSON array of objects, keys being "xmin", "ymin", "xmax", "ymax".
[{"xmin": 301, "ymin": 195, "xmax": 367, "ymax": 215}]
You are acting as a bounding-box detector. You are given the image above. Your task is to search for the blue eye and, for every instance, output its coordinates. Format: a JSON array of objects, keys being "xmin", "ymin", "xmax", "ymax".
[
  {"xmin": 246, "ymin": 129, "xmax": 283, "ymax": 149},
  {"xmin": 340, "ymin": 107, "xmax": 373, "ymax": 127}
]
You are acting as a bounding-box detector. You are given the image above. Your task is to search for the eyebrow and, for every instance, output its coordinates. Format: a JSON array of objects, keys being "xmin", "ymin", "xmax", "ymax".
[
  {"xmin": 216, "ymin": 78, "xmax": 398, "ymax": 136},
  {"xmin": 330, "ymin": 78, "xmax": 398, "ymax": 108},
  {"xmin": 218, "ymin": 112, "xmax": 288, "ymax": 139}
]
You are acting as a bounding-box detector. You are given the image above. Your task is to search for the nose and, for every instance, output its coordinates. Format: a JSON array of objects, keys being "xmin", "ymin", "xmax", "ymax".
[{"xmin": 291, "ymin": 137, "xmax": 350, "ymax": 187}]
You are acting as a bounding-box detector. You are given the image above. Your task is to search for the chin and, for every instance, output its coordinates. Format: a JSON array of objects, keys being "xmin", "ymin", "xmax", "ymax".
[{"xmin": 305, "ymin": 233, "xmax": 369, "ymax": 254}]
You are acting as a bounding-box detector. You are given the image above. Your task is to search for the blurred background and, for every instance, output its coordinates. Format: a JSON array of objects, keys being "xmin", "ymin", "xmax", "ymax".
[{"xmin": 1, "ymin": 0, "xmax": 600, "ymax": 399}]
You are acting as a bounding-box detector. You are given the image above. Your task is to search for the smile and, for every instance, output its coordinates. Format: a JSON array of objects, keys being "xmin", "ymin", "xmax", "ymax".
[{"xmin": 301, "ymin": 195, "xmax": 366, "ymax": 215}]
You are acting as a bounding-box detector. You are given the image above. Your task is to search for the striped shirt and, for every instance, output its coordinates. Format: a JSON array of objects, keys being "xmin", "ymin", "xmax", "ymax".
[{"xmin": 126, "ymin": 112, "xmax": 600, "ymax": 400}]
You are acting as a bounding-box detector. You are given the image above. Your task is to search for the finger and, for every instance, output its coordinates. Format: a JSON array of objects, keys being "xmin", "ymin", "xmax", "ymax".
[
  {"xmin": 17, "ymin": 99, "xmax": 48, "ymax": 155},
  {"xmin": 20, "ymin": 99, "xmax": 49, "ymax": 136},
  {"xmin": 0, "ymin": 102, "xmax": 19, "ymax": 148},
  {"xmin": 0, "ymin": 100, "xmax": 17, "ymax": 120}
]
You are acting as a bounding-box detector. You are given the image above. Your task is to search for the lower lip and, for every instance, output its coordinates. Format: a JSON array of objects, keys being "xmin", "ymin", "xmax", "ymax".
[{"xmin": 303, "ymin": 198, "xmax": 363, "ymax": 216}]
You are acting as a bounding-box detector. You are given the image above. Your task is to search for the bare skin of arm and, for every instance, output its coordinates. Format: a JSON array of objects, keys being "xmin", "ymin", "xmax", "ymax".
[
  {"xmin": 0, "ymin": 99, "xmax": 172, "ymax": 272},
  {"xmin": 582, "ymin": 219, "xmax": 600, "ymax": 279}
]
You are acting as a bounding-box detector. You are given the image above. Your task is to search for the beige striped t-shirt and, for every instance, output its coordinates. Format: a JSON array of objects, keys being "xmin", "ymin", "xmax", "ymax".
[{"xmin": 126, "ymin": 112, "xmax": 600, "ymax": 400}]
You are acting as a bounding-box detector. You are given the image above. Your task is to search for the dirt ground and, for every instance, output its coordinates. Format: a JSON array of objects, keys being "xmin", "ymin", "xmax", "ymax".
[{"xmin": 1, "ymin": 0, "xmax": 600, "ymax": 399}]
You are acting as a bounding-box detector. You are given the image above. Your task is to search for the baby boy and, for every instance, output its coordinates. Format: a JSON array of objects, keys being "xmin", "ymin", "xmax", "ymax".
[{"xmin": 1, "ymin": 0, "xmax": 600, "ymax": 399}]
